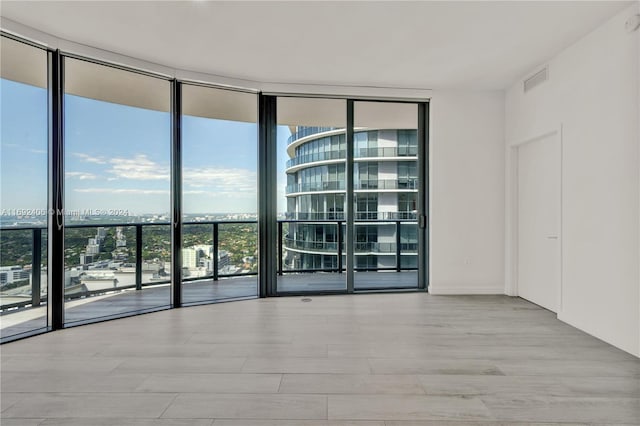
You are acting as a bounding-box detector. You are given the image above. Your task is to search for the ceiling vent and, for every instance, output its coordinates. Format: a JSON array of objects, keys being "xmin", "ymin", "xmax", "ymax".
[{"xmin": 523, "ymin": 67, "xmax": 548, "ymax": 93}]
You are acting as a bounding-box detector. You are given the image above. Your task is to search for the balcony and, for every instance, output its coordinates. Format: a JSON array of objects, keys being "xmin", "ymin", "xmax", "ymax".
[
  {"xmin": 286, "ymin": 181, "xmax": 345, "ymax": 194},
  {"xmin": 286, "ymin": 127, "xmax": 337, "ymax": 145},
  {"xmin": 285, "ymin": 147, "xmax": 417, "ymax": 170},
  {"xmin": 286, "ymin": 179, "xmax": 418, "ymax": 195},
  {"xmin": 355, "ymin": 146, "xmax": 418, "ymax": 158},
  {"xmin": 1, "ymin": 219, "xmax": 418, "ymax": 338},
  {"xmin": 286, "ymin": 150, "xmax": 345, "ymax": 169},
  {"xmin": 355, "ymin": 179, "xmax": 418, "ymax": 190},
  {"xmin": 284, "ymin": 211, "xmax": 416, "ymax": 221}
]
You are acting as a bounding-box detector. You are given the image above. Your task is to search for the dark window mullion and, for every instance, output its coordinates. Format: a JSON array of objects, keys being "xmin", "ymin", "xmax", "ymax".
[
  {"xmin": 346, "ymin": 100, "xmax": 354, "ymax": 292},
  {"xmin": 48, "ymin": 50, "xmax": 64, "ymax": 330},
  {"xmin": 170, "ymin": 80, "xmax": 182, "ymax": 307}
]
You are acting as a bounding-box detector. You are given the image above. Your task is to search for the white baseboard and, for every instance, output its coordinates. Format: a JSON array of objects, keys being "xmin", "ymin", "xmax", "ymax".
[
  {"xmin": 428, "ymin": 284, "xmax": 505, "ymax": 295},
  {"xmin": 557, "ymin": 312, "xmax": 640, "ymax": 358}
]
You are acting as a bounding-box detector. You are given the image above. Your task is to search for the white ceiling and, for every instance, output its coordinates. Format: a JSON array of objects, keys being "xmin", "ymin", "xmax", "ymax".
[{"xmin": 0, "ymin": 1, "xmax": 632, "ymax": 91}]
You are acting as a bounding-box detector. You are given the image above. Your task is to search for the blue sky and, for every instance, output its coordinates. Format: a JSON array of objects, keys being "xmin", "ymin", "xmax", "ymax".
[{"xmin": 1, "ymin": 79, "xmax": 291, "ymax": 215}]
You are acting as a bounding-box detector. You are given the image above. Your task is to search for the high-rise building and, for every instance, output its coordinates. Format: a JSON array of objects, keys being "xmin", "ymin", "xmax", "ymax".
[
  {"xmin": 85, "ymin": 244, "xmax": 100, "ymax": 255},
  {"xmin": 284, "ymin": 127, "xmax": 418, "ymax": 271},
  {"xmin": 0, "ymin": 266, "xmax": 30, "ymax": 285},
  {"xmin": 181, "ymin": 248, "xmax": 198, "ymax": 269}
]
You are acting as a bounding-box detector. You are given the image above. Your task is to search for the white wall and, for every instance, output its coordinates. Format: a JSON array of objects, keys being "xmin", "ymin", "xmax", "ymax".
[
  {"xmin": 505, "ymin": 4, "xmax": 640, "ymax": 357},
  {"xmin": 429, "ymin": 91, "xmax": 506, "ymax": 294}
]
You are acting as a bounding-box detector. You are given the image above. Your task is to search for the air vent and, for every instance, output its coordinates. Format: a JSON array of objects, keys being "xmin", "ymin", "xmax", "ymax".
[{"xmin": 524, "ymin": 67, "xmax": 548, "ymax": 93}]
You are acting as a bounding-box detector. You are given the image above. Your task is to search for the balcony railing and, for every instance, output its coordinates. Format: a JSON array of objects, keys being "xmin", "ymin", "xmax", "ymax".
[
  {"xmin": 286, "ymin": 181, "xmax": 345, "ymax": 194},
  {"xmin": 0, "ymin": 221, "xmax": 254, "ymax": 311},
  {"xmin": 286, "ymin": 150, "xmax": 345, "ymax": 169},
  {"xmin": 283, "ymin": 211, "xmax": 416, "ymax": 221},
  {"xmin": 286, "ymin": 179, "xmax": 418, "ymax": 194},
  {"xmin": 287, "ymin": 127, "xmax": 338, "ymax": 145},
  {"xmin": 283, "ymin": 236, "xmax": 417, "ymax": 254},
  {"xmin": 355, "ymin": 146, "xmax": 418, "ymax": 158},
  {"xmin": 355, "ymin": 179, "xmax": 418, "ymax": 190},
  {"xmin": 0, "ymin": 219, "xmax": 418, "ymax": 311},
  {"xmin": 285, "ymin": 147, "xmax": 418, "ymax": 169},
  {"xmin": 277, "ymin": 219, "xmax": 418, "ymax": 274}
]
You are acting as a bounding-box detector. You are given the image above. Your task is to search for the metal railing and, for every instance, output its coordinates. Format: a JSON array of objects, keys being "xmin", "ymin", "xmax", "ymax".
[
  {"xmin": 1, "ymin": 218, "xmax": 418, "ymax": 311},
  {"xmin": 286, "ymin": 150, "xmax": 345, "ymax": 169},
  {"xmin": 355, "ymin": 179, "xmax": 418, "ymax": 190},
  {"xmin": 286, "ymin": 181, "xmax": 345, "ymax": 193},
  {"xmin": 277, "ymin": 219, "xmax": 418, "ymax": 274},
  {"xmin": 286, "ymin": 179, "xmax": 418, "ymax": 194},
  {"xmin": 355, "ymin": 146, "xmax": 418, "ymax": 158},
  {"xmin": 287, "ymin": 127, "xmax": 338, "ymax": 145},
  {"xmin": 283, "ymin": 211, "xmax": 416, "ymax": 221},
  {"xmin": 0, "ymin": 220, "xmax": 255, "ymax": 311},
  {"xmin": 285, "ymin": 147, "xmax": 418, "ymax": 169}
]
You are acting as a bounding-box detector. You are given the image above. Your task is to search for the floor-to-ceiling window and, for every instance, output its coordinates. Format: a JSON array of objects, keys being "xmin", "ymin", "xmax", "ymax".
[
  {"xmin": 63, "ymin": 58, "xmax": 172, "ymax": 324},
  {"xmin": 273, "ymin": 97, "xmax": 425, "ymax": 293},
  {"xmin": 181, "ymin": 84, "xmax": 258, "ymax": 303},
  {"xmin": 0, "ymin": 36, "xmax": 49, "ymax": 339},
  {"xmin": 0, "ymin": 32, "xmax": 428, "ymax": 342},
  {"xmin": 352, "ymin": 101, "xmax": 419, "ymax": 289},
  {"xmin": 276, "ymin": 97, "xmax": 347, "ymax": 292}
]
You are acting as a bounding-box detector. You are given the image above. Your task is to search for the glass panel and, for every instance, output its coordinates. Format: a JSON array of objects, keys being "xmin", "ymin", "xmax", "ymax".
[
  {"xmin": 0, "ymin": 37, "xmax": 49, "ymax": 339},
  {"xmin": 181, "ymin": 84, "xmax": 258, "ymax": 303},
  {"xmin": 277, "ymin": 97, "xmax": 346, "ymax": 292},
  {"xmin": 63, "ymin": 57, "xmax": 171, "ymax": 324},
  {"xmin": 353, "ymin": 102, "xmax": 418, "ymax": 289}
]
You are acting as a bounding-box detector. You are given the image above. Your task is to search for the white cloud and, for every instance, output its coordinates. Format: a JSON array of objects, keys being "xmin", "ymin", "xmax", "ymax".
[
  {"xmin": 74, "ymin": 188, "xmax": 169, "ymax": 195},
  {"xmin": 183, "ymin": 167, "xmax": 257, "ymax": 197},
  {"xmin": 73, "ymin": 153, "xmax": 108, "ymax": 164},
  {"xmin": 108, "ymin": 155, "xmax": 169, "ymax": 180},
  {"xmin": 71, "ymin": 153, "xmax": 257, "ymax": 202},
  {"xmin": 66, "ymin": 171, "xmax": 97, "ymax": 180}
]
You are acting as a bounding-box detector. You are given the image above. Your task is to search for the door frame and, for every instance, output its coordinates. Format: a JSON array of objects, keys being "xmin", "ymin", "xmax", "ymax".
[
  {"xmin": 266, "ymin": 96, "xmax": 429, "ymax": 296},
  {"xmin": 505, "ymin": 125, "xmax": 563, "ymax": 313}
]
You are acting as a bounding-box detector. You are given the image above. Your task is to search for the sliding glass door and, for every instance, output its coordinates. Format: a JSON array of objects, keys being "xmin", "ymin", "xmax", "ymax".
[
  {"xmin": 352, "ymin": 101, "xmax": 420, "ymax": 290},
  {"xmin": 0, "ymin": 36, "xmax": 49, "ymax": 339},
  {"xmin": 273, "ymin": 97, "xmax": 427, "ymax": 294},
  {"xmin": 63, "ymin": 57, "xmax": 172, "ymax": 324},
  {"xmin": 276, "ymin": 97, "xmax": 347, "ymax": 293},
  {"xmin": 181, "ymin": 85, "xmax": 258, "ymax": 303}
]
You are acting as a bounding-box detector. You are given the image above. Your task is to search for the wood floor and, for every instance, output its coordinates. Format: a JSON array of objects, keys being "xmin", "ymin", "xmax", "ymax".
[
  {"xmin": 1, "ymin": 293, "xmax": 638, "ymax": 425},
  {"xmin": 2, "ymin": 271, "xmax": 418, "ymax": 339}
]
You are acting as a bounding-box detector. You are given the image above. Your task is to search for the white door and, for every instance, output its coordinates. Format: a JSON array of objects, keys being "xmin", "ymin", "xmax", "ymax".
[{"xmin": 517, "ymin": 134, "xmax": 560, "ymax": 312}]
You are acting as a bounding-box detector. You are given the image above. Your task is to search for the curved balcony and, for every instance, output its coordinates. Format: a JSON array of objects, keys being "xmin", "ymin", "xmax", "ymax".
[
  {"xmin": 354, "ymin": 146, "xmax": 418, "ymax": 158},
  {"xmin": 286, "ymin": 150, "xmax": 346, "ymax": 169},
  {"xmin": 287, "ymin": 127, "xmax": 338, "ymax": 145},
  {"xmin": 283, "ymin": 212, "xmax": 345, "ymax": 220},
  {"xmin": 283, "ymin": 211, "xmax": 416, "ymax": 221},
  {"xmin": 355, "ymin": 179, "xmax": 418, "ymax": 190},
  {"xmin": 284, "ymin": 237, "xmax": 340, "ymax": 252},
  {"xmin": 286, "ymin": 181, "xmax": 345, "ymax": 194},
  {"xmin": 286, "ymin": 147, "xmax": 417, "ymax": 171},
  {"xmin": 286, "ymin": 179, "xmax": 418, "ymax": 195},
  {"xmin": 1, "ymin": 218, "xmax": 420, "ymax": 339},
  {"xmin": 283, "ymin": 236, "xmax": 418, "ymax": 255}
]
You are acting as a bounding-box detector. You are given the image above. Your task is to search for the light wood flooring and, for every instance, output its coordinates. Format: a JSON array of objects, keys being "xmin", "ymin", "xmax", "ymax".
[{"xmin": 1, "ymin": 293, "xmax": 638, "ymax": 425}]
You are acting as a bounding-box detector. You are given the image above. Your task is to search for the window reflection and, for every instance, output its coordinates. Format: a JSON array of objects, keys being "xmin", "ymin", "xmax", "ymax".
[
  {"xmin": 63, "ymin": 57, "xmax": 171, "ymax": 324},
  {"xmin": 0, "ymin": 36, "xmax": 49, "ymax": 339},
  {"xmin": 181, "ymin": 84, "xmax": 258, "ymax": 304}
]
